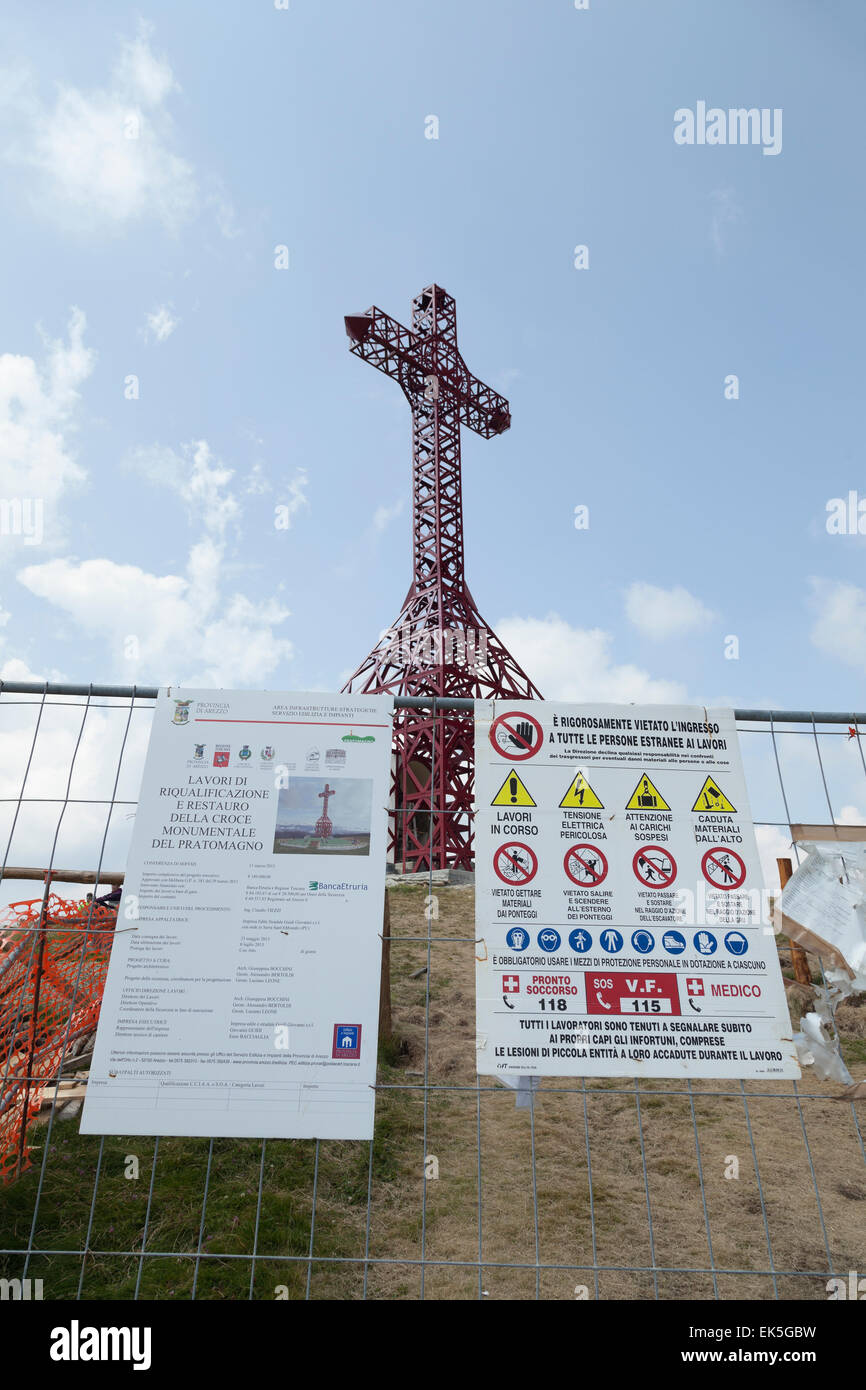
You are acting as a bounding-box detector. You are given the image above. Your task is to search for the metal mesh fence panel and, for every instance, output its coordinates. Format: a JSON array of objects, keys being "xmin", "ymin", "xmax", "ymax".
[{"xmin": 0, "ymin": 685, "xmax": 864, "ymax": 1301}]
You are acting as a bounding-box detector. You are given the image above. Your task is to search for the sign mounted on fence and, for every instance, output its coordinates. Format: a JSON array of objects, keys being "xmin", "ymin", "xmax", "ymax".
[
  {"xmin": 475, "ymin": 702, "xmax": 799, "ymax": 1081},
  {"xmin": 81, "ymin": 689, "xmax": 392, "ymax": 1140}
]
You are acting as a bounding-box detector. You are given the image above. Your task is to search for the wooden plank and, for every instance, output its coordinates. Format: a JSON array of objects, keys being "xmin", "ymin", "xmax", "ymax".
[
  {"xmin": 789, "ymin": 823, "xmax": 866, "ymax": 843},
  {"xmin": 0, "ymin": 867, "xmax": 124, "ymax": 885},
  {"xmin": 777, "ymin": 856, "xmax": 812, "ymax": 986}
]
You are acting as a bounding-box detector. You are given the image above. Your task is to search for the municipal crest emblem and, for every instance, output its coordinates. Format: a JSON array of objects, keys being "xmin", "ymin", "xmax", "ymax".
[
  {"xmin": 172, "ymin": 700, "xmax": 193, "ymax": 726},
  {"xmin": 239, "ymin": 745, "xmax": 252, "ymax": 760},
  {"xmin": 261, "ymin": 746, "xmax": 275, "ymax": 761}
]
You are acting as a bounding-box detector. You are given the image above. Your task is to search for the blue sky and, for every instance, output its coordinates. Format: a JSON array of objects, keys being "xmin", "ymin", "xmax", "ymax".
[{"xmin": 1, "ymin": 0, "xmax": 866, "ymax": 883}]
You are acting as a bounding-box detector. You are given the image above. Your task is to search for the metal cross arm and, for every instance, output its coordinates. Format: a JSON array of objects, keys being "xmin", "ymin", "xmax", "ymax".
[{"xmin": 344, "ymin": 302, "xmax": 511, "ymax": 438}]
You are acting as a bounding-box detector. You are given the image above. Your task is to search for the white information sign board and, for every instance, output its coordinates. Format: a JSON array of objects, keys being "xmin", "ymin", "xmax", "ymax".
[
  {"xmin": 475, "ymin": 702, "xmax": 799, "ymax": 1080},
  {"xmin": 81, "ymin": 689, "xmax": 392, "ymax": 1139}
]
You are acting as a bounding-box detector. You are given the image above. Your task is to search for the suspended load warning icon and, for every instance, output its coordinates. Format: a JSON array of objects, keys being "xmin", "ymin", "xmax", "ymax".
[
  {"xmin": 692, "ymin": 776, "xmax": 737, "ymax": 813},
  {"xmin": 626, "ymin": 774, "xmax": 670, "ymax": 811},
  {"xmin": 491, "ymin": 772, "xmax": 536, "ymax": 807},
  {"xmin": 559, "ymin": 771, "xmax": 604, "ymax": 809}
]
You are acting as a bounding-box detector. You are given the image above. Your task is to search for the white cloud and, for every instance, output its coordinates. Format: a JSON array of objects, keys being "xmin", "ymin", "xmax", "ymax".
[
  {"xmin": 624, "ymin": 582, "xmax": 715, "ymax": 641},
  {"xmin": 493, "ymin": 613, "xmax": 688, "ymax": 703},
  {"xmin": 17, "ymin": 549, "xmax": 292, "ymax": 687},
  {"xmin": 809, "ymin": 578, "xmax": 866, "ymax": 672},
  {"xmin": 144, "ymin": 304, "xmax": 179, "ymax": 343},
  {"xmin": 838, "ymin": 804, "xmax": 866, "ymax": 825},
  {"xmin": 276, "ymin": 470, "xmax": 309, "ymax": 529},
  {"xmin": 244, "ymin": 462, "xmax": 270, "ymax": 495},
  {"xmin": 709, "ymin": 187, "xmax": 743, "ymax": 255},
  {"xmin": 0, "ymin": 308, "xmax": 93, "ymax": 552},
  {"xmin": 372, "ymin": 498, "xmax": 404, "ymax": 533},
  {"xmin": 19, "ymin": 436, "xmax": 294, "ymax": 686},
  {"xmin": 1, "ymin": 27, "xmax": 197, "ymax": 232},
  {"xmin": 128, "ymin": 440, "xmax": 240, "ymax": 537}
]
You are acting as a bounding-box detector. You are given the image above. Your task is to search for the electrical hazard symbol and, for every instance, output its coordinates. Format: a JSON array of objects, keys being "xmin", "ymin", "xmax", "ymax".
[
  {"xmin": 626, "ymin": 773, "xmax": 670, "ymax": 811},
  {"xmin": 692, "ymin": 776, "xmax": 737, "ymax": 813},
  {"xmin": 559, "ymin": 770, "xmax": 603, "ymax": 809},
  {"xmin": 491, "ymin": 772, "xmax": 536, "ymax": 807}
]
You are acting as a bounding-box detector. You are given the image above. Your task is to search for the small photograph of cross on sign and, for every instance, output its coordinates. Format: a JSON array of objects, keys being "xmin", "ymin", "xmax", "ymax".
[
  {"xmin": 632, "ymin": 845, "xmax": 677, "ymax": 888},
  {"xmin": 701, "ymin": 846, "xmax": 747, "ymax": 891},
  {"xmin": 490, "ymin": 710, "xmax": 543, "ymax": 761}
]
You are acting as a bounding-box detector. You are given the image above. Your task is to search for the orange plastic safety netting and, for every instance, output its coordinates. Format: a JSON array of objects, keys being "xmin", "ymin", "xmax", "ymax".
[{"xmin": 0, "ymin": 894, "xmax": 115, "ymax": 1182}]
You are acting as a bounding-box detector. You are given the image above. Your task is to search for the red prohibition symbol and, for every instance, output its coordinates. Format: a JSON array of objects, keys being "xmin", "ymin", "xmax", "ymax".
[
  {"xmin": 489, "ymin": 710, "xmax": 544, "ymax": 761},
  {"xmin": 563, "ymin": 843, "xmax": 609, "ymax": 887},
  {"xmin": 493, "ymin": 841, "xmax": 539, "ymax": 885},
  {"xmin": 632, "ymin": 844, "xmax": 677, "ymax": 888},
  {"xmin": 701, "ymin": 846, "xmax": 747, "ymax": 891}
]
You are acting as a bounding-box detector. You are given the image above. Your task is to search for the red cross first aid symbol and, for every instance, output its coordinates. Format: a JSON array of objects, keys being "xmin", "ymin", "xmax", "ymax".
[
  {"xmin": 686, "ymin": 978, "xmax": 704, "ymax": 996},
  {"xmin": 502, "ymin": 975, "xmax": 520, "ymax": 993}
]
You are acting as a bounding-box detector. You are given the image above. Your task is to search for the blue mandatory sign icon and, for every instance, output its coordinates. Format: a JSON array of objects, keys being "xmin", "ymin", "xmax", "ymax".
[
  {"xmin": 568, "ymin": 928, "xmax": 593, "ymax": 953},
  {"xmin": 599, "ymin": 928, "xmax": 623, "ymax": 954},
  {"xmin": 631, "ymin": 930, "xmax": 655, "ymax": 955},
  {"xmin": 694, "ymin": 930, "xmax": 718, "ymax": 956},
  {"xmin": 662, "ymin": 930, "xmax": 686, "ymax": 954},
  {"xmin": 537, "ymin": 928, "xmax": 561, "ymax": 952},
  {"xmin": 724, "ymin": 931, "xmax": 749, "ymax": 956},
  {"xmin": 506, "ymin": 927, "xmax": 530, "ymax": 951}
]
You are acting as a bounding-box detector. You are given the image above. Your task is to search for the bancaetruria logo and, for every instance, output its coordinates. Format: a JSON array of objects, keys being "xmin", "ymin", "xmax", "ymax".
[
  {"xmin": 674, "ymin": 102, "xmax": 782, "ymax": 156},
  {"xmin": 50, "ymin": 1321, "xmax": 151, "ymax": 1371},
  {"xmin": 309, "ymin": 880, "xmax": 368, "ymax": 891}
]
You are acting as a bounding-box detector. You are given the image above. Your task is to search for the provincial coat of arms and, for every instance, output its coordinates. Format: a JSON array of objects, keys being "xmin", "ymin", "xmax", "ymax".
[{"xmin": 172, "ymin": 700, "xmax": 194, "ymax": 726}]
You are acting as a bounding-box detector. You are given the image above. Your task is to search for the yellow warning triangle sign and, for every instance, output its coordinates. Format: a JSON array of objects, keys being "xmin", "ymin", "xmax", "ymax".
[
  {"xmin": 692, "ymin": 776, "xmax": 737, "ymax": 813},
  {"xmin": 491, "ymin": 772, "xmax": 536, "ymax": 807},
  {"xmin": 626, "ymin": 773, "xmax": 670, "ymax": 811},
  {"xmin": 559, "ymin": 770, "xmax": 604, "ymax": 809}
]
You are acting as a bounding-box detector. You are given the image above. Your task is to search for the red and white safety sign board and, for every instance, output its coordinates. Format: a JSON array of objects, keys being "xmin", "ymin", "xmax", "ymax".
[{"xmin": 474, "ymin": 701, "xmax": 799, "ymax": 1081}]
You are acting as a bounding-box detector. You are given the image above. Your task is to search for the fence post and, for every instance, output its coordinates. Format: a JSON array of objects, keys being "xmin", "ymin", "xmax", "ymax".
[
  {"xmin": 15, "ymin": 872, "xmax": 52, "ymax": 1178},
  {"xmin": 378, "ymin": 890, "xmax": 392, "ymax": 1042},
  {"xmin": 776, "ymin": 856, "xmax": 812, "ymax": 986}
]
